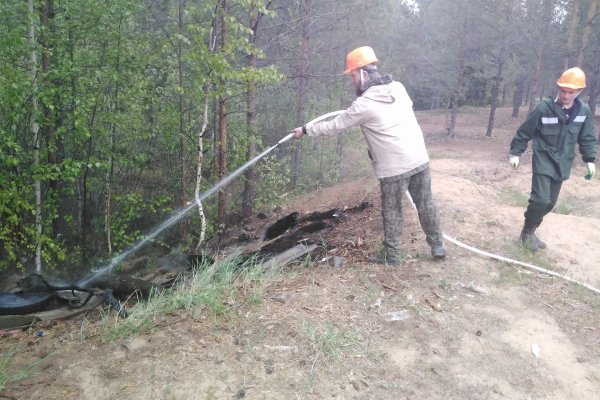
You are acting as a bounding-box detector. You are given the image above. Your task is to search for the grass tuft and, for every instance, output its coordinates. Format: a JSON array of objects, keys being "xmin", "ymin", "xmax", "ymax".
[
  {"xmin": 0, "ymin": 348, "xmax": 53, "ymax": 391},
  {"xmin": 552, "ymin": 201, "xmax": 572, "ymax": 215},
  {"xmin": 498, "ymin": 189, "xmax": 529, "ymax": 208},
  {"xmin": 102, "ymin": 253, "xmax": 281, "ymax": 341},
  {"xmin": 304, "ymin": 322, "xmax": 361, "ymax": 363}
]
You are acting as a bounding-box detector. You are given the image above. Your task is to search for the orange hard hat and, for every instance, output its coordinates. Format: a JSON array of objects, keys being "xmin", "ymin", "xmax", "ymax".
[
  {"xmin": 344, "ymin": 46, "xmax": 379, "ymax": 74},
  {"xmin": 556, "ymin": 67, "xmax": 586, "ymax": 89}
]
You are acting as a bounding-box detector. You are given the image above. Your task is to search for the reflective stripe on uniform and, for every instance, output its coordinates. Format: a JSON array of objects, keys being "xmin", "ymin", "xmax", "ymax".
[
  {"xmin": 541, "ymin": 117, "xmax": 559, "ymax": 124},
  {"xmin": 574, "ymin": 115, "xmax": 586, "ymax": 122}
]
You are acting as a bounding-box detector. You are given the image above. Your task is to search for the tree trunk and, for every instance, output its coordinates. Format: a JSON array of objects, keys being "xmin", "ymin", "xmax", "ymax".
[
  {"xmin": 588, "ymin": 65, "xmax": 600, "ymax": 119},
  {"xmin": 292, "ymin": 0, "xmax": 311, "ymax": 189},
  {"xmin": 486, "ymin": 1, "xmax": 514, "ymax": 138},
  {"xmin": 524, "ymin": 78, "xmax": 531, "ymax": 107},
  {"xmin": 30, "ymin": 0, "xmax": 42, "ymax": 272},
  {"xmin": 80, "ymin": 41, "xmax": 107, "ymax": 266},
  {"xmin": 217, "ymin": 0, "xmax": 229, "ymax": 224},
  {"xmin": 242, "ymin": 4, "xmax": 261, "ymax": 219},
  {"xmin": 194, "ymin": 97, "xmax": 209, "ymax": 252},
  {"xmin": 565, "ymin": 0, "xmax": 580, "ymax": 68},
  {"xmin": 486, "ymin": 52, "xmax": 505, "ymax": 137},
  {"xmin": 178, "ymin": 0, "xmax": 188, "ymax": 243},
  {"xmin": 577, "ymin": 0, "xmax": 598, "ymax": 66},
  {"xmin": 430, "ymin": 91, "xmax": 440, "ymax": 109},
  {"xmin": 40, "ymin": 0, "xmax": 58, "ymax": 237},
  {"xmin": 511, "ymin": 75, "xmax": 525, "ymax": 118},
  {"xmin": 447, "ymin": 16, "xmax": 467, "ymax": 138},
  {"xmin": 105, "ymin": 18, "xmax": 123, "ymax": 256},
  {"xmin": 528, "ymin": 0, "xmax": 553, "ymax": 114},
  {"xmin": 194, "ymin": 22, "xmax": 218, "ymax": 252}
]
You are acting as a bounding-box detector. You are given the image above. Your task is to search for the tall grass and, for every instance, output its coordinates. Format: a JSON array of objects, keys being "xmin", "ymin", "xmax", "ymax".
[{"xmin": 101, "ymin": 253, "xmax": 281, "ymax": 340}]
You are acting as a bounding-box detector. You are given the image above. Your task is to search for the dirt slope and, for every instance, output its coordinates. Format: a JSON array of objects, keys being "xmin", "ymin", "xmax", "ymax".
[{"xmin": 2, "ymin": 107, "xmax": 600, "ymax": 400}]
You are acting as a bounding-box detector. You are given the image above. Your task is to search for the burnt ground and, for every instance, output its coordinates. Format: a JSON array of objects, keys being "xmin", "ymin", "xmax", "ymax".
[{"xmin": 2, "ymin": 107, "xmax": 600, "ymax": 400}]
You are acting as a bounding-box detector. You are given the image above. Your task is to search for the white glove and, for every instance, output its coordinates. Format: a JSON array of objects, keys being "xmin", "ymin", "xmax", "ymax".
[
  {"xmin": 585, "ymin": 162, "xmax": 595, "ymax": 180},
  {"xmin": 509, "ymin": 155, "xmax": 520, "ymax": 169}
]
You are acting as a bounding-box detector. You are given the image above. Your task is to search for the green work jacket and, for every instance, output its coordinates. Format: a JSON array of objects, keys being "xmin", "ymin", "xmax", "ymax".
[{"xmin": 509, "ymin": 97, "xmax": 597, "ymax": 181}]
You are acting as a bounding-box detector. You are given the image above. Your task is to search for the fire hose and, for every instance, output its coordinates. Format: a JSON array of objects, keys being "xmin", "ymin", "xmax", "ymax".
[{"xmin": 403, "ymin": 192, "xmax": 600, "ymax": 296}]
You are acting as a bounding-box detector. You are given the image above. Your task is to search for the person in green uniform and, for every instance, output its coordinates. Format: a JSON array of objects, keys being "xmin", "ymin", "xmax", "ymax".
[{"xmin": 509, "ymin": 67, "xmax": 597, "ymax": 251}]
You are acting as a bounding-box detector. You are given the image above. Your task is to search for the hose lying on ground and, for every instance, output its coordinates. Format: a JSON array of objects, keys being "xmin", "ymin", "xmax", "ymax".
[
  {"xmin": 404, "ymin": 191, "xmax": 600, "ymax": 296},
  {"xmin": 442, "ymin": 233, "xmax": 600, "ymax": 296}
]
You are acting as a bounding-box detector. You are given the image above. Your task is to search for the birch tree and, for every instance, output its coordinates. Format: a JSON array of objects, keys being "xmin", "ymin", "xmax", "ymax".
[{"xmin": 29, "ymin": 0, "xmax": 43, "ymax": 272}]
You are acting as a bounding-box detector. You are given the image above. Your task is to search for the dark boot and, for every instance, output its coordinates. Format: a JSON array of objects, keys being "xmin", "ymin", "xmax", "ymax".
[
  {"xmin": 368, "ymin": 249, "xmax": 401, "ymax": 266},
  {"xmin": 431, "ymin": 244, "xmax": 447, "ymax": 259},
  {"xmin": 533, "ymin": 225, "xmax": 547, "ymax": 249},
  {"xmin": 520, "ymin": 224, "xmax": 540, "ymax": 252}
]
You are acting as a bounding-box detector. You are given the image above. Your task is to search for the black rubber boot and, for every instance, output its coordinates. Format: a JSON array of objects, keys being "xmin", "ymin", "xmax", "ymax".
[
  {"xmin": 520, "ymin": 224, "xmax": 540, "ymax": 252},
  {"xmin": 431, "ymin": 244, "xmax": 447, "ymax": 259},
  {"xmin": 533, "ymin": 225, "xmax": 547, "ymax": 249}
]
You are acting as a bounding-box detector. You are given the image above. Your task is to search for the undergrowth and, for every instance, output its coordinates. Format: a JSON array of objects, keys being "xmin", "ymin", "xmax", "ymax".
[{"xmin": 101, "ymin": 253, "xmax": 282, "ymax": 341}]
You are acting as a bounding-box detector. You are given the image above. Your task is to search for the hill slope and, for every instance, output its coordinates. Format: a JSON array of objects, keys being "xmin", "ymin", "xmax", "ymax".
[{"xmin": 3, "ymin": 107, "xmax": 600, "ymax": 400}]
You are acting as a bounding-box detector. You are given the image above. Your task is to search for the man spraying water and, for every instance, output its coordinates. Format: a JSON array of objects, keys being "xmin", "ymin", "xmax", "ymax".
[{"xmin": 291, "ymin": 46, "xmax": 447, "ymax": 266}]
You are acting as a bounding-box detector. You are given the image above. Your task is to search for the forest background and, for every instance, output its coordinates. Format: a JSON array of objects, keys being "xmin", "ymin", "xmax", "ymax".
[{"xmin": 1, "ymin": 0, "xmax": 599, "ymax": 276}]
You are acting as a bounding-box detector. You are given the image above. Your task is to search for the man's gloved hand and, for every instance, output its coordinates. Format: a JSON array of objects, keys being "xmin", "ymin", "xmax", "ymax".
[
  {"xmin": 509, "ymin": 155, "xmax": 520, "ymax": 169},
  {"xmin": 585, "ymin": 162, "xmax": 595, "ymax": 180}
]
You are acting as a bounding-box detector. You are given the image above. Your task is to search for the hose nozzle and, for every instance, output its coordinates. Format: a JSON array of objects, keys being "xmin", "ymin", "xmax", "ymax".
[{"xmin": 277, "ymin": 133, "xmax": 295, "ymax": 145}]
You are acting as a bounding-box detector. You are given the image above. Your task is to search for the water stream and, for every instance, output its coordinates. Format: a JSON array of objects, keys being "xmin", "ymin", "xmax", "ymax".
[
  {"xmin": 76, "ymin": 110, "xmax": 344, "ymax": 288},
  {"xmin": 76, "ymin": 134, "xmax": 294, "ymax": 288}
]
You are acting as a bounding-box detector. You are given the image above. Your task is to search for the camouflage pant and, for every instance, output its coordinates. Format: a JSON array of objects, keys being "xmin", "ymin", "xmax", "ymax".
[{"xmin": 379, "ymin": 166, "xmax": 443, "ymax": 258}]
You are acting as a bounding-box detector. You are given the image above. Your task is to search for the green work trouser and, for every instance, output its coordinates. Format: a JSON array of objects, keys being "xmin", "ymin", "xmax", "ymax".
[
  {"xmin": 524, "ymin": 173, "xmax": 563, "ymax": 228},
  {"xmin": 379, "ymin": 167, "xmax": 443, "ymax": 259}
]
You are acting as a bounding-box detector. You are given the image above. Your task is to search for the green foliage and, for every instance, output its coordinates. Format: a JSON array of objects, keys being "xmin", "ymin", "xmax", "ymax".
[
  {"xmin": 1, "ymin": 0, "xmax": 599, "ymax": 274},
  {"xmin": 0, "ymin": 179, "xmax": 35, "ymax": 269},
  {"xmin": 110, "ymin": 193, "xmax": 174, "ymax": 251},
  {"xmin": 253, "ymin": 154, "xmax": 292, "ymax": 209},
  {"xmin": 0, "ymin": 156, "xmax": 67, "ymax": 270}
]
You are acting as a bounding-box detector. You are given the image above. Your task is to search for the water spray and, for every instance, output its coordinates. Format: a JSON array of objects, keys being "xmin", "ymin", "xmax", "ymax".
[{"xmin": 77, "ymin": 111, "xmax": 344, "ymax": 288}]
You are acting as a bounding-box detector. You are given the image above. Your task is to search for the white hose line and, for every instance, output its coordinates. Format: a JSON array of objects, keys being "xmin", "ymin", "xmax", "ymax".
[
  {"xmin": 306, "ymin": 110, "xmax": 345, "ymax": 127},
  {"xmin": 442, "ymin": 234, "xmax": 600, "ymax": 295},
  {"xmin": 277, "ymin": 110, "xmax": 345, "ymax": 145},
  {"xmin": 404, "ymin": 191, "xmax": 600, "ymax": 296}
]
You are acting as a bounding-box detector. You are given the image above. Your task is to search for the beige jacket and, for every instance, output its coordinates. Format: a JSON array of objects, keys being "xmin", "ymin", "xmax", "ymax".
[{"xmin": 306, "ymin": 81, "xmax": 429, "ymax": 179}]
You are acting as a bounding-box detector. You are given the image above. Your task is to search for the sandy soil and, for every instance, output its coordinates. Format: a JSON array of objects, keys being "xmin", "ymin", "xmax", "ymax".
[{"xmin": 2, "ymin": 107, "xmax": 600, "ymax": 400}]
